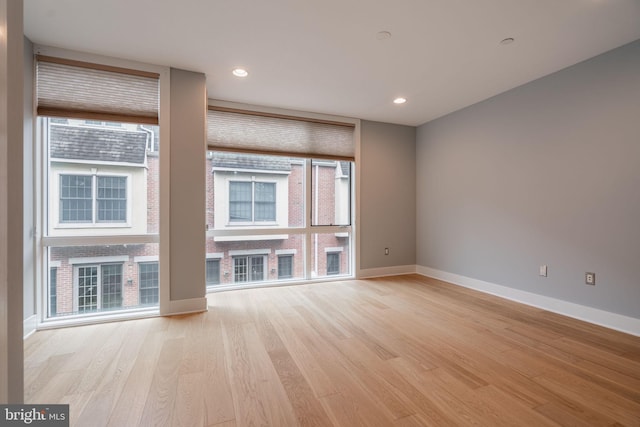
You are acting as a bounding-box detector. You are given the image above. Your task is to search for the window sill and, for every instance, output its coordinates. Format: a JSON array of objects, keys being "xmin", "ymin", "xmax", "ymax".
[{"xmin": 214, "ymin": 234, "xmax": 289, "ymax": 242}]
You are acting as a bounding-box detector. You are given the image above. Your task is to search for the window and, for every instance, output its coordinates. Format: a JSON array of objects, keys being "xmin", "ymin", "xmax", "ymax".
[
  {"xmin": 205, "ymin": 104, "xmax": 355, "ymax": 290},
  {"xmin": 97, "ymin": 176, "xmax": 127, "ymax": 222},
  {"xmin": 234, "ymin": 256, "xmax": 265, "ymax": 283},
  {"xmin": 229, "ymin": 181, "xmax": 275, "ymax": 222},
  {"xmin": 60, "ymin": 175, "xmax": 92, "ymax": 223},
  {"xmin": 278, "ymin": 255, "xmax": 293, "ymax": 279},
  {"xmin": 49, "ymin": 267, "xmax": 57, "ymax": 317},
  {"xmin": 60, "ymin": 174, "xmax": 127, "ymax": 224},
  {"xmin": 139, "ymin": 262, "xmax": 159, "ymax": 305},
  {"xmin": 327, "ymin": 252, "xmax": 340, "ymax": 275},
  {"xmin": 37, "ymin": 55, "xmax": 161, "ymax": 322},
  {"xmin": 206, "ymin": 259, "xmax": 220, "ymax": 285},
  {"xmin": 75, "ymin": 263, "xmax": 123, "ymax": 313}
]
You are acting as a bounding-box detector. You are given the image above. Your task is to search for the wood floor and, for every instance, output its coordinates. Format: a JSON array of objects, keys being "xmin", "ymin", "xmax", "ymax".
[{"xmin": 24, "ymin": 275, "xmax": 640, "ymax": 426}]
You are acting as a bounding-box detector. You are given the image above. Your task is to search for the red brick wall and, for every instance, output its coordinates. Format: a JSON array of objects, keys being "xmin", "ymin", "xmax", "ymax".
[{"xmin": 49, "ymin": 155, "xmax": 351, "ymax": 317}]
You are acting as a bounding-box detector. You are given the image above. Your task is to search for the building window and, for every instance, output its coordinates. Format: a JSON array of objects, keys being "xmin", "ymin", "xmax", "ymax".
[
  {"xmin": 234, "ymin": 255, "xmax": 265, "ymax": 282},
  {"xmin": 49, "ymin": 267, "xmax": 57, "ymax": 317},
  {"xmin": 278, "ymin": 255, "xmax": 293, "ymax": 279},
  {"xmin": 139, "ymin": 262, "xmax": 159, "ymax": 305},
  {"xmin": 60, "ymin": 175, "xmax": 93, "ymax": 223},
  {"xmin": 229, "ymin": 181, "xmax": 275, "ymax": 222},
  {"xmin": 327, "ymin": 252, "xmax": 340, "ymax": 275},
  {"xmin": 206, "ymin": 259, "xmax": 220, "ymax": 285},
  {"xmin": 75, "ymin": 263, "xmax": 123, "ymax": 313},
  {"xmin": 97, "ymin": 176, "xmax": 127, "ymax": 222},
  {"xmin": 60, "ymin": 174, "xmax": 127, "ymax": 224}
]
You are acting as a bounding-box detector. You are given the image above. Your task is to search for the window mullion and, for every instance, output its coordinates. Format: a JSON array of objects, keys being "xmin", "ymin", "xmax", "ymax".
[{"xmin": 304, "ymin": 159, "xmax": 312, "ymax": 280}]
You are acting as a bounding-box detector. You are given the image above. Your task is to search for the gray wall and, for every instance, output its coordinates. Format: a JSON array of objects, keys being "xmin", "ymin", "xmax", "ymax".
[
  {"xmin": 360, "ymin": 120, "xmax": 416, "ymax": 270},
  {"xmin": 416, "ymin": 40, "xmax": 640, "ymax": 319},
  {"xmin": 168, "ymin": 68, "xmax": 207, "ymax": 302}
]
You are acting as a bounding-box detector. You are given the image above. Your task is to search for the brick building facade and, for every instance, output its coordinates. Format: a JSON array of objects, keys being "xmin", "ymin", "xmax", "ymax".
[{"xmin": 48, "ymin": 121, "xmax": 351, "ymax": 318}]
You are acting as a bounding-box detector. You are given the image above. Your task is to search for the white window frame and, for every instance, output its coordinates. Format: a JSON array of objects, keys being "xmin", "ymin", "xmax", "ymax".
[
  {"xmin": 72, "ymin": 261, "xmax": 124, "ymax": 313},
  {"xmin": 227, "ymin": 178, "xmax": 278, "ymax": 225},
  {"xmin": 52, "ymin": 170, "xmax": 133, "ymax": 229}
]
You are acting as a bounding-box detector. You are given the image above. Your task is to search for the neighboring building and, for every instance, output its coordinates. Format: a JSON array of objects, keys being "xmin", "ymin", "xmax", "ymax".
[{"xmin": 47, "ymin": 121, "xmax": 351, "ymax": 318}]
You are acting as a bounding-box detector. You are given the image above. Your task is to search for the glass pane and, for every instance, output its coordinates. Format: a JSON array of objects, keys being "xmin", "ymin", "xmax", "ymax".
[
  {"xmin": 311, "ymin": 160, "xmax": 351, "ymax": 226},
  {"xmin": 206, "ymin": 151, "xmax": 304, "ymax": 229},
  {"xmin": 97, "ymin": 176, "xmax": 127, "ymax": 222},
  {"xmin": 311, "ymin": 233, "xmax": 350, "ymax": 278},
  {"xmin": 47, "ymin": 119, "xmax": 158, "ymax": 235},
  {"xmin": 139, "ymin": 262, "xmax": 159, "ymax": 305},
  {"xmin": 101, "ymin": 264, "xmax": 123, "ymax": 309},
  {"xmin": 60, "ymin": 175, "xmax": 93, "ymax": 223},
  {"xmin": 229, "ymin": 181, "xmax": 252, "ymax": 222},
  {"xmin": 206, "ymin": 259, "xmax": 220, "ymax": 286},
  {"xmin": 206, "ymin": 235, "xmax": 305, "ymax": 286},
  {"xmin": 48, "ymin": 243, "xmax": 159, "ymax": 318}
]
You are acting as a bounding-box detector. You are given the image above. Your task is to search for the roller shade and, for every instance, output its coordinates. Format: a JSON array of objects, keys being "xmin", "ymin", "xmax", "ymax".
[
  {"xmin": 207, "ymin": 107, "xmax": 355, "ymax": 161},
  {"xmin": 36, "ymin": 55, "xmax": 160, "ymax": 124}
]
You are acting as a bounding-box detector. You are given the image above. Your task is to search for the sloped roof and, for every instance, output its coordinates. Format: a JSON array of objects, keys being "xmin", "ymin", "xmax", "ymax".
[
  {"xmin": 50, "ymin": 124, "xmax": 148, "ymax": 165},
  {"xmin": 211, "ymin": 151, "xmax": 291, "ymax": 172}
]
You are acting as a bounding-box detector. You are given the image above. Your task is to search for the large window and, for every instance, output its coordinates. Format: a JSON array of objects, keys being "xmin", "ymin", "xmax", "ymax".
[
  {"xmin": 42, "ymin": 119, "xmax": 159, "ymax": 319},
  {"xmin": 37, "ymin": 55, "xmax": 161, "ymax": 322},
  {"xmin": 60, "ymin": 175, "xmax": 127, "ymax": 224},
  {"xmin": 205, "ymin": 152, "xmax": 353, "ymax": 288}
]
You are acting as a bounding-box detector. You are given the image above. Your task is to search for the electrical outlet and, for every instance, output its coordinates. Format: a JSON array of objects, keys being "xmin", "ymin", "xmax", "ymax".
[
  {"xmin": 539, "ymin": 265, "xmax": 547, "ymax": 277},
  {"xmin": 384, "ymin": 248, "xmax": 389, "ymax": 255},
  {"xmin": 585, "ymin": 272, "xmax": 596, "ymax": 286}
]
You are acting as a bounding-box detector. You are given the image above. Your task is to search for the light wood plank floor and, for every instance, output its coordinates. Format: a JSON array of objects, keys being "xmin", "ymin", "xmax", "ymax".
[{"xmin": 24, "ymin": 275, "xmax": 640, "ymax": 426}]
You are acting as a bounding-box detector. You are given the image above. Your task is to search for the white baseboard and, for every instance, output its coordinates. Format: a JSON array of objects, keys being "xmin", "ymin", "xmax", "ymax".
[
  {"xmin": 359, "ymin": 264, "xmax": 417, "ymax": 279},
  {"xmin": 416, "ymin": 265, "xmax": 640, "ymax": 337},
  {"xmin": 24, "ymin": 315, "xmax": 37, "ymax": 339},
  {"xmin": 162, "ymin": 297, "xmax": 208, "ymax": 316}
]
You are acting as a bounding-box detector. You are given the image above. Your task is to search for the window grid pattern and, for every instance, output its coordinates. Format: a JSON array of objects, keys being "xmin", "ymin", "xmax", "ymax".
[
  {"xmin": 234, "ymin": 257, "xmax": 248, "ymax": 282},
  {"xmin": 254, "ymin": 182, "xmax": 276, "ymax": 221},
  {"xmin": 229, "ymin": 181, "xmax": 276, "ymax": 222},
  {"xmin": 233, "ymin": 256, "xmax": 265, "ymax": 283},
  {"xmin": 101, "ymin": 264, "xmax": 123, "ymax": 309},
  {"xmin": 229, "ymin": 182, "xmax": 252, "ymax": 221},
  {"xmin": 97, "ymin": 176, "xmax": 127, "ymax": 222},
  {"xmin": 77, "ymin": 266, "xmax": 98, "ymax": 313},
  {"xmin": 60, "ymin": 175, "xmax": 93, "ymax": 222},
  {"xmin": 139, "ymin": 262, "xmax": 159, "ymax": 305}
]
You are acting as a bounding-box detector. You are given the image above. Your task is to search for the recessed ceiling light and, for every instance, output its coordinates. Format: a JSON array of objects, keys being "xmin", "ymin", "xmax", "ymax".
[
  {"xmin": 500, "ymin": 37, "xmax": 515, "ymax": 45},
  {"xmin": 393, "ymin": 97, "xmax": 407, "ymax": 104},
  {"xmin": 376, "ymin": 31, "xmax": 392, "ymax": 40},
  {"xmin": 232, "ymin": 68, "xmax": 248, "ymax": 77}
]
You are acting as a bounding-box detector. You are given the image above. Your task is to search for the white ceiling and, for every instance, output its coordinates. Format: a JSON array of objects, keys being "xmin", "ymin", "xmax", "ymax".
[{"xmin": 24, "ymin": 0, "xmax": 640, "ymax": 126}]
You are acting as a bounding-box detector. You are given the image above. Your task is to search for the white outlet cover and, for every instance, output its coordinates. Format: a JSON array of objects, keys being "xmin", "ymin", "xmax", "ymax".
[{"xmin": 539, "ymin": 265, "xmax": 547, "ymax": 277}]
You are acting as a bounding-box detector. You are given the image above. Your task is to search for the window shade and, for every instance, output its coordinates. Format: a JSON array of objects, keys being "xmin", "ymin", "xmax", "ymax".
[
  {"xmin": 207, "ymin": 107, "xmax": 355, "ymax": 160},
  {"xmin": 36, "ymin": 55, "xmax": 160, "ymax": 124}
]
